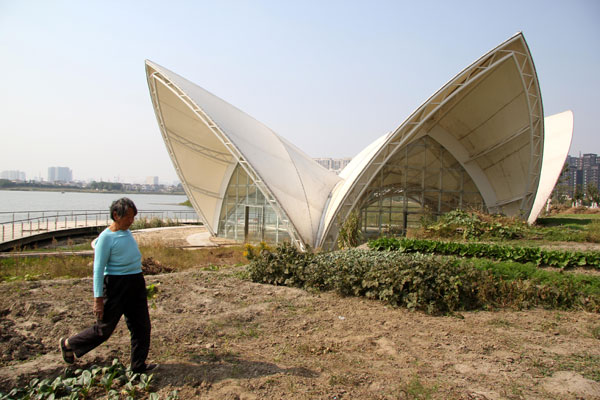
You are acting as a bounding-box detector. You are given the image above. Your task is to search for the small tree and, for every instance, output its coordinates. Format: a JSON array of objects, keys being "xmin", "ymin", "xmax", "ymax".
[
  {"xmin": 573, "ymin": 185, "xmax": 584, "ymax": 207},
  {"xmin": 337, "ymin": 210, "xmax": 362, "ymax": 249},
  {"xmin": 587, "ymin": 185, "xmax": 600, "ymax": 208},
  {"xmin": 551, "ymin": 163, "xmax": 570, "ymax": 205}
]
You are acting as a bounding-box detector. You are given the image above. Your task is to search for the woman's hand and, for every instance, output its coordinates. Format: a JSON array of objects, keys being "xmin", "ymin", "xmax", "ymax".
[{"xmin": 93, "ymin": 297, "xmax": 104, "ymax": 320}]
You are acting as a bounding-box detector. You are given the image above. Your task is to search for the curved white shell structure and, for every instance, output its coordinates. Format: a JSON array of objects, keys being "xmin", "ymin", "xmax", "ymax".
[
  {"xmin": 145, "ymin": 61, "xmax": 340, "ymax": 248},
  {"xmin": 528, "ymin": 110, "xmax": 574, "ymax": 223},
  {"xmin": 146, "ymin": 32, "xmax": 573, "ymax": 250}
]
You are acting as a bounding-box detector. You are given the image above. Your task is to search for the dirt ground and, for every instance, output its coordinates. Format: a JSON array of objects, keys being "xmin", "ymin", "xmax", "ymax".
[{"xmin": 0, "ymin": 230, "xmax": 599, "ymax": 399}]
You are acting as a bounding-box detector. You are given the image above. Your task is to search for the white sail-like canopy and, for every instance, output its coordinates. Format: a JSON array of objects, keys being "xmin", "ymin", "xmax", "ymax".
[
  {"xmin": 146, "ymin": 61, "xmax": 340, "ymax": 248},
  {"xmin": 528, "ymin": 110, "xmax": 574, "ymax": 223}
]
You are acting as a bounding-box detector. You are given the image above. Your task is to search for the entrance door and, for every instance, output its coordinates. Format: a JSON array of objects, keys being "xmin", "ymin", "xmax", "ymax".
[{"xmin": 244, "ymin": 205, "xmax": 264, "ymax": 243}]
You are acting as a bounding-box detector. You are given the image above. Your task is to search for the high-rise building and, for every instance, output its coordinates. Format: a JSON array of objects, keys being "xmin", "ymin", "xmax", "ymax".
[
  {"xmin": 48, "ymin": 167, "xmax": 72, "ymax": 182},
  {"xmin": 0, "ymin": 170, "xmax": 26, "ymax": 181},
  {"xmin": 146, "ymin": 176, "xmax": 159, "ymax": 185},
  {"xmin": 555, "ymin": 154, "xmax": 599, "ymax": 198},
  {"xmin": 313, "ymin": 158, "xmax": 352, "ymax": 174}
]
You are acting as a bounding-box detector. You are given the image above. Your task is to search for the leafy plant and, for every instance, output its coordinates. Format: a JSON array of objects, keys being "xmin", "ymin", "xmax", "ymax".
[
  {"xmin": 420, "ymin": 210, "xmax": 527, "ymax": 240},
  {"xmin": 243, "ymin": 241, "xmax": 272, "ymax": 261},
  {"xmin": 368, "ymin": 237, "xmax": 600, "ymax": 269},
  {"xmin": 146, "ymin": 283, "xmax": 160, "ymax": 300},
  {"xmin": 0, "ymin": 358, "xmax": 161, "ymax": 400},
  {"xmin": 337, "ymin": 210, "xmax": 362, "ymax": 249}
]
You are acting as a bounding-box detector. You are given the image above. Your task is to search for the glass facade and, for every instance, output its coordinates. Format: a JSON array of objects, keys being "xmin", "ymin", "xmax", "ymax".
[
  {"xmin": 359, "ymin": 136, "xmax": 484, "ymax": 239},
  {"xmin": 217, "ymin": 164, "xmax": 292, "ymax": 244}
]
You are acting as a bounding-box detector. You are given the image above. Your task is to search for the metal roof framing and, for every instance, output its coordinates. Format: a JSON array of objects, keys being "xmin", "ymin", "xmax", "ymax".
[
  {"xmin": 147, "ymin": 70, "xmax": 305, "ymax": 249},
  {"xmin": 317, "ymin": 33, "xmax": 544, "ymax": 248}
]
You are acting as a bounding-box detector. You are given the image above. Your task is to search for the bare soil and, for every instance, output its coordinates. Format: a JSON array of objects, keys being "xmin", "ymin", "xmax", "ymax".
[
  {"xmin": 0, "ymin": 227, "xmax": 599, "ymax": 399},
  {"xmin": 0, "ymin": 261, "xmax": 598, "ymax": 399}
]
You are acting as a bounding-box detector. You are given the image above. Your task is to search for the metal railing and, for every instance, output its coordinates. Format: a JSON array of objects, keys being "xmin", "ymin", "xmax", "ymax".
[{"xmin": 0, "ymin": 210, "xmax": 201, "ymax": 243}]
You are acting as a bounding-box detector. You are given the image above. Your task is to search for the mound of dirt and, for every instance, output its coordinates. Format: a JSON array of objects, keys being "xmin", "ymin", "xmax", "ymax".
[{"xmin": 142, "ymin": 257, "xmax": 174, "ymax": 275}]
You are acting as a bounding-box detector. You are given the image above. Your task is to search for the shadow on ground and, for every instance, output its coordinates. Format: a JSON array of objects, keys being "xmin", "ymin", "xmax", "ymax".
[{"xmin": 153, "ymin": 353, "xmax": 319, "ymax": 388}]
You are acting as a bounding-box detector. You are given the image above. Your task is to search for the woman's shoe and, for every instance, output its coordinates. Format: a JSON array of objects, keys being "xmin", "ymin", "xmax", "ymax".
[{"xmin": 59, "ymin": 337, "xmax": 75, "ymax": 364}]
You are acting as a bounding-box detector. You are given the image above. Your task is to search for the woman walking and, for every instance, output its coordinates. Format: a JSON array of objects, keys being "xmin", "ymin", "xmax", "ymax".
[{"xmin": 59, "ymin": 197, "xmax": 156, "ymax": 373}]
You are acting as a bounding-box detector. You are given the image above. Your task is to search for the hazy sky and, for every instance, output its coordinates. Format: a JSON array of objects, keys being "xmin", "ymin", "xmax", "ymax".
[{"xmin": 1, "ymin": 0, "xmax": 598, "ymax": 184}]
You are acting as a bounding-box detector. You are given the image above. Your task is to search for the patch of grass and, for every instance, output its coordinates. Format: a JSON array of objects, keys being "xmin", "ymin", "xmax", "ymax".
[
  {"xmin": 469, "ymin": 259, "xmax": 600, "ymax": 297},
  {"xmin": 236, "ymin": 323, "xmax": 261, "ymax": 339},
  {"xmin": 0, "ymin": 246, "xmax": 246, "ymax": 282},
  {"xmin": 591, "ymin": 325, "xmax": 600, "ymax": 340},
  {"xmin": 328, "ymin": 373, "xmax": 362, "ymax": 387},
  {"xmin": 130, "ymin": 217, "xmax": 181, "ymax": 230},
  {"xmin": 228, "ymin": 266, "xmax": 250, "ymax": 280},
  {"xmin": 586, "ymin": 220, "xmax": 600, "ymax": 243},
  {"xmin": 275, "ymin": 298, "xmax": 299, "ymax": 314},
  {"xmin": 530, "ymin": 353, "xmax": 600, "ymax": 382},
  {"xmin": 488, "ymin": 318, "xmax": 513, "ymax": 328},
  {"xmin": 402, "ymin": 374, "xmax": 438, "ymax": 399},
  {"xmin": 537, "ymin": 217, "xmax": 595, "ymax": 226},
  {"xmin": 0, "ymin": 255, "xmax": 93, "ymax": 281},
  {"xmin": 544, "ymin": 213, "xmax": 600, "ymax": 221},
  {"xmin": 536, "ymin": 216, "xmax": 600, "ymax": 243},
  {"xmin": 138, "ymin": 245, "xmax": 246, "ymax": 271}
]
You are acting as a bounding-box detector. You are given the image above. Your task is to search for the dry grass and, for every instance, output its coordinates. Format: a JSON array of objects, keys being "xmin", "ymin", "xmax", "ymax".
[
  {"xmin": 0, "ymin": 255, "xmax": 94, "ymax": 281},
  {"xmin": 138, "ymin": 244, "xmax": 247, "ymax": 271},
  {"xmin": 0, "ymin": 245, "xmax": 246, "ymax": 282}
]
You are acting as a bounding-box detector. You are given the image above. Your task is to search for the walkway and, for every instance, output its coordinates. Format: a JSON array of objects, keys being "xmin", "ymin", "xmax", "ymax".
[
  {"xmin": 0, "ymin": 225, "xmax": 235, "ymax": 257},
  {"xmin": 0, "ymin": 209, "xmax": 201, "ymax": 251}
]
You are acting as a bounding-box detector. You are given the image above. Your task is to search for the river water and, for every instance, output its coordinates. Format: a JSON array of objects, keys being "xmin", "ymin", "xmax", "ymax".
[{"xmin": 0, "ymin": 190, "xmax": 192, "ymax": 223}]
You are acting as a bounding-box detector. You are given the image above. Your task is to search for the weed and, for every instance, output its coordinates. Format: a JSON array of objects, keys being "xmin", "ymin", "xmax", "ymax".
[
  {"xmin": 529, "ymin": 353, "xmax": 600, "ymax": 381},
  {"xmin": 146, "ymin": 283, "xmax": 160, "ymax": 308},
  {"xmin": 401, "ymin": 374, "xmax": 437, "ymax": 399},
  {"xmin": 590, "ymin": 325, "xmax": 600, "ymax": 340},
  {"xmin": 236, "ymin": 324, "xmax": 260, "ymax": 338},
  {"xmin": 337, "ymin": 210, "xmax": 362, "ymax": 249},
  {"xmin": 328, "ymin": 373, "xmax": 361, "ymax": 387},
  {"xmin": 488, "ymin": 318, "xmax": 512, "ymax": 328},
  {"xmin": 274, "ymin": 344, "xmax": 289, "ymax": 361},
  {"xmin": 229, "ymin": 267, "xmax": 250, "ymax": 280}
]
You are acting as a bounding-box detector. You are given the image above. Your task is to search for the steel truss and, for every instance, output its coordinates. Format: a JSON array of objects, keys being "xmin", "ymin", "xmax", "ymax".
[
  {"xmin": 318, "ymin": 35, "xmax": 544, "ymax": 249},
  {"xmin": 147, "ymin": 72, "xmax": 304, "ymax": 249}
]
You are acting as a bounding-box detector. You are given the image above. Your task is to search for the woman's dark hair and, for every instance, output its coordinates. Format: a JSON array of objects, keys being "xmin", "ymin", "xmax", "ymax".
[{"xmin": 110, "ymin": 197, "xmax": 138, "ymax": 220}]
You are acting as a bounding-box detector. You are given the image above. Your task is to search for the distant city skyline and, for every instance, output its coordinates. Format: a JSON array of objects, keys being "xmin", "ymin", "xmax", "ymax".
[
  {"xmin": 1, "ymin": 1, "xmax": 598, "ymax": 184},
  {"xmin": 0, "ymin": 167, "xmax": 179, "ymax": 185}
]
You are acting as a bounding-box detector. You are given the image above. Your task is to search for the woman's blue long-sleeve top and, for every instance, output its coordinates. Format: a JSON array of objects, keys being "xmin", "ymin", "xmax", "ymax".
[{"xmin": 93, "ymin": 228, "xmax": 142, "ymax": 297}]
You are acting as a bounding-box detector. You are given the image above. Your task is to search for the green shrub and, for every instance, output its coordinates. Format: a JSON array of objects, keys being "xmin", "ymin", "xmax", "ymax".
[
  {"xmin": 247, "ymin": 242, "xmax": 314, "ymax": 287},
  {"xmin": 131, "ymin": 217, "xmax": 179, "ymax": 230},
  {"xmin": 247, "ymin": 245, "xmax": 600, "ymax": 313}
]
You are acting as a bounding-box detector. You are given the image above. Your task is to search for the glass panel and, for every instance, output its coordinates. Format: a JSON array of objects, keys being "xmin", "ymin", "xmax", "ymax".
[
  {"xmin": 218, "ymin": 164, "xmax": 292, "ymax": 245},
  {"xmin": 358, "ymin": 136, "xmax": 485, "ymax": 237}
]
